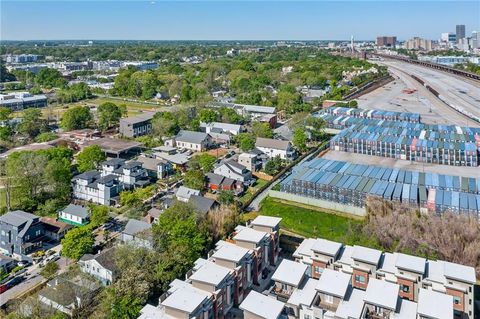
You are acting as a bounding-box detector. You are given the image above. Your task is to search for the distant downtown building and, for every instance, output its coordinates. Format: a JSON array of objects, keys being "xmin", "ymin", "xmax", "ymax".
[
  {"xmin": 405, "ymin": 37, "xmax": 433, "ymax": 51},
  {"xmin": 456, "ymin": 24, "xmax": 466, "ymax": 43},
  {"xmin": 376, "ymin": 36, "xmax": 397, "ymax": 48}
]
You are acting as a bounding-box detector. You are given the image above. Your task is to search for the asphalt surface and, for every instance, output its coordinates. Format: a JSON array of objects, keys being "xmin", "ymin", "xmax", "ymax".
[{"xmin": 358, "ymin": 61, "xmax": 480, "ymax": 127}]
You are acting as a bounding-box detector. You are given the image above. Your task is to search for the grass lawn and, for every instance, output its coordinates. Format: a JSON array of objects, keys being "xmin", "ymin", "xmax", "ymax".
[
  {"xmin": 238, "ymin": 178, "xmax": 270, "ymax": 205},
  {"xmin": 256, "ymin": 197, "xmax": 381, "ymax": 248}
]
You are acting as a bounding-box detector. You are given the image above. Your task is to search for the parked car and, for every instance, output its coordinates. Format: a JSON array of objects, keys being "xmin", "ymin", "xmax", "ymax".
[
  {"xmin": 0, "ymin": 283, "xmax": 8, "ymax": 294},
  {"xmin": 8, "ymin": 275, "xmax": 25, "ymax": 287}
]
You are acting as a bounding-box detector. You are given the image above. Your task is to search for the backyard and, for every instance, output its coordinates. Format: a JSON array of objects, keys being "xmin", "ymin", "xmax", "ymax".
[{"xmin": 254, "ymin": 196, "xmax": 381, "ymax": 248}]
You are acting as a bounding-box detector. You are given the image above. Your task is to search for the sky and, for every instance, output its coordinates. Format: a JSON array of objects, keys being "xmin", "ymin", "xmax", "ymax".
[{"xmin": 1, "ymin": 1, "xmax": 479, "ymax": 41}]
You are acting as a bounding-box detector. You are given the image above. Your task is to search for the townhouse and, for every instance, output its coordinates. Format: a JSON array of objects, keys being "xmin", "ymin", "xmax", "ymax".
[
  {"xmin": 293, "ymin": 237, "xmax": 476, "ymax": 319},
  {"xmin": 137, "ymin": 155, "xmax": 173, "ymax": 180},
  {"xmin": 232, "ymin": 225, "xmax": 271, "ymax": 285},
  {"xmin": 154, "ymin": 279, "xmax": 215, "ymax": 318},
  {"xmin": 186, "ymin": 258, "xmax": 235, "ymax": 319},
  {"xmin": 71, "ymin": 171, "xmax": 122, "ymax": 206},
  {"xmin": 271, "ymin": 259, "xmax": 308, "ymax": 301},
  {"xmin": 209, "ymin": 240, "xmax": 254, "ymax": 305},
  {"xmin": 249, "ymin": 215, "xmax": 281, "ymax": 266},
  {"xmin": 238, "ymin": 152, "xmax": 262, "ymax": 172},
  {"xmin": 100, "ymin": 158, "xmax": 149, "ymax": 189},
  {"xmin": 239, "ymin": 291, "xmax": 285, "ymax": 319}
]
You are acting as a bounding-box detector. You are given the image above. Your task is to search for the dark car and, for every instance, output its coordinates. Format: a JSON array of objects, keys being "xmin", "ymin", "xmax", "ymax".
[{"xmin": 8, "ymin": 275, "xmax": 25, "ymax": 287}]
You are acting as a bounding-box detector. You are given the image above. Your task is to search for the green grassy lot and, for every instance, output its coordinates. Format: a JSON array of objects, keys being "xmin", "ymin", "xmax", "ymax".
[
  {"xmin": 256, "ymin": 197, "xmax": 381, "ymax": 248},
  {"xmin": 238, "ymin": 178, "xmax": 269, "ymax": 205}
]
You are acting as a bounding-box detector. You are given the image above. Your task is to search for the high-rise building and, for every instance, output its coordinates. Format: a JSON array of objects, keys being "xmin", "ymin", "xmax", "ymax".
[
  {"xmin": 472, "ymin": 31, "xmax": 480, "ymax": 49},
  {"xmin": 405, "ymin": 37, "xmax": 433, "ymax": 51},
  {"xmin": 456, "ymin": 24, "xmax": 466, "ymax": 42},
  {"xmin": 441, "ymin": 32, "xmax": 456, "ymax": 43},
  {"xmin": 376, "ymin": 36, "xmax": 397, "ymax": 48}
]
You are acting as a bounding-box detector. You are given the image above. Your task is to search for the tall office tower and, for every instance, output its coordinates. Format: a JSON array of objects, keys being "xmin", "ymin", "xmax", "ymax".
[
  {"xmin": 456, "ymin": 24, "xmax": 466, "ymax": 43},
  {"xmin": 376, "ymin": 36, "xmax": 397, "ymax": 48}
]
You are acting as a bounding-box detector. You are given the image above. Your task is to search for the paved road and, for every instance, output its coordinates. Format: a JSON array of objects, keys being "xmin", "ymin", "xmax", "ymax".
[
  {"xmin": 381, "ymin": 61, "xmax": 480, "ymax": 125},
  {"xmin": 0, "ymin": 255, "xmax": 69, "ymax": 308},
  {"xmin": 358, "ymin": 61, "xmax": 480, "ymax": 127}
]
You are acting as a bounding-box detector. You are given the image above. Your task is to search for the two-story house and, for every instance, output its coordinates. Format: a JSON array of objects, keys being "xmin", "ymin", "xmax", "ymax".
[
  {"xmin": 0, "ymin": 210, "xmax": 44, "ymax": 259},
  {"xmin": 166, "ymin": 130, "xmax": 212, "ymax": 152},
  {"xmin": 417, "ymin": 288, "xmax": 454, "ymax": 319},
  {"xmin": 187, "ymin": 258, "xmax": 235, "ymax": 319},
  {"xmin": 176, "ymin": 185, "xmax": 200, "ymax": 203},
  {"xmin": 206, "ymin": 173, "xmax": 244, "ymax": 195},
  {"xmin": 238, "ymin": 152, "xmax": 262, "ymax": 172},
  {"xmin": 79, "ymin": 248, "xmax": 118, "ymax": 286},
  {"xmin": 255, "ymin": 137, "xmax": 295, "ymax": 160},
  {"xmin": 309, "ymin": 238, "xmax": 343, "ymax": 278},
  {"xmin": 210, "ymin": 240, "xmax": 254, "ymax": 305},
  {"xmin": 137, "ymin": 155, "xmax": 173, "ymax": 180},
  {"xmin": 361, "ymin": 278, "xmax": 400, "ymax": 318},
  {"xmin": 121, "ymin": 219, "xmax": 153, "ymax": 249},
  {"xmin": 58, "ymin": 204, "xmax": 90, "ymax": 226},
  {"xmin": 214, "ymin": 161, "xmax": 253, "ymax": 185},
  {"xmin": 315, "ymin": 268, "xmax": 352, "ymax": 313}
]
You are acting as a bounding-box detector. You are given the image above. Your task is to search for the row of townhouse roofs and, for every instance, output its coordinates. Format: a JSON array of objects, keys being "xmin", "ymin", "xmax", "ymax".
[
  {"xmin": 0, "ymin": 91, "xmax": 48, "ymax": 110},
  {"xmin": 131, "ymin": 215, "xmax": 476, "ymax": 319}
]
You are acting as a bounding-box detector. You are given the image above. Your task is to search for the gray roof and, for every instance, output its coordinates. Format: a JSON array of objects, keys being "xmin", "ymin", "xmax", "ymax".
[
  {"xmin": 315, "ymin": 268, "xmax": 351, "ymax": 298},
  {"xmin": 176, "ymin": 130, "xmax": 209, "ymax": 144},
  {"xmin": 351, "ymin": 245, "xmax": 382, "ymax": 265},
  {"xmin": 335, "ymin": 289, "xmax": 366, "ymax": 319},
  {"xmin": 73, "ymin": 170, "xmax": 100, "ymax": 181},
  {"xmin": 102, "ymin": 158, "xmax": 125, "ymax": 167},
  {"xmin": 240, "ymin": 291, "xmax": 284, "ymax": 319},
  {"xmin": 162, "ymin": 281, "xmax": 211, "ymax": 314},
  {"xmin": 147, "ymin": 207, "xmax": 163, "ymax": 219},
  {"xmin": 120, "ymin": 112, "xmax": 155, "ymax": 125},
  {"xmin": 61, "ymin": 204, "xmax": 90, "ymax": 219},
  {"xmin": 311, "ymin": 238, "xmax": 343, "ymax": 257},
  {"xmin": 81, "ymin": 248, "xmax": 118, "ymax": 272},
  {"xmin": 188, "ymin": 195, "xmax": 216, "ymax": 215},
  {"xmin": 271, "ymin": 259, "xmax": 307, "ymax": 287},
  {"xmin": 417, "ymin": 288, "xmax": 453, "ymax": 319},
  {"xmin": 363, "ymin": 278, "xmax": 399, "ymax": 310},
  {"xmin": 123, "ymin": 219, "xmax": 152, "ymax": 236},
  {"xmin": 251, "ymin": 215, "xmax": 281, "ymax": 229},
  {"xmin": 176, "ymin": 186, "xmax": 200, "ymax": 200},
  {"xmin": 190, "ymin": 259, "xmax": 232, "ymax": 286},
  {"xmin": 287, "ymin": 278, "xmax": 318, "ymax": 307},
  {"xmin": 443, "ymin": 260, "xmax": 477, "ymax": 284},
  {"xmin": 255, "ymin": 137, "xmax": 291, "ymax": 151},
  {"xmin": 394, "ymin": 299, "xmax": 418, "ymax": 319},
  {"xmin": 395, "ymin": 253, "xmax": 426, "ymax": 274},
  {"xmin": 233, "ymin": 226, "xmax": 268, "ymax": 244},
  {"xmin": 212, "ymin": 240, "xmax": 250, "ymax": 263},
  {"xmin": 137, "ymin": 156, "xmax": 167, "ymax": 171},
  {"xmin": 0, "ymin": 210, "xmax": 37, "ymax": 227}
]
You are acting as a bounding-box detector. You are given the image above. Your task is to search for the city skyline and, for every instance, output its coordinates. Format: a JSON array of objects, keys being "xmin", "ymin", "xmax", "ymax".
[{"xmin": 1, "ymin": 0, "xmax": 479, "ymax": 41}]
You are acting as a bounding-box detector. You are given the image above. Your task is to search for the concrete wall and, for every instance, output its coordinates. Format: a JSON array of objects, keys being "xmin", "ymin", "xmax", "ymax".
[{"xmin": 268, "ymin": 190, "xmax": 366, "ymax": 218}]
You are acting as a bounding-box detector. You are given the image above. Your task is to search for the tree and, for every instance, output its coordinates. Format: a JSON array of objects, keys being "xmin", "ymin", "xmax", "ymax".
[
  {"xmin": 76, "ymin": 145, "xmax": 106, "ymax": 172},
  {"xmin": 153, "ymin": 201, "xmax": 210, "ymax": 290},
  {"xmin": 90, "ymin": 205, "xmax": 110, "ymax": 227},
  {"xmin": 183, "ymin": 170, "xmax": 205, "ymax": 190},
  {"xmin": 0, "ymin": 61, "xmax": 16, "ymax": 82},
  {"xmin": 217, "ymin": 190, "xmax": 235, "ymax": 205},
  {"xmin": 192, "ymin": 153, "xmax": 216, "ymax": 172},
  {"xmin": 264, "ymin": 156, "xmax": 284, "ymax": 176},
  {"xmin": 40, "ymin": 261, "xmax": 59, "ymax": 280},
  {"xmin": 292, "ymin": 128, "xmax": 308, "ymax": 152},
  {"xmin": 198, "ymin": 109, "xmax": 218, "ymax": 123},
  {"xmin": 97, "ymin": 102, "xmax": 123, "ymax": 131},
  {"xmin": 35, "ymin": 132, "xmax": 58, "ymax": 143},
  {"xmin": 0, "ymin": 107, "xmax": 12, "ymax": 122},
  {"xmin": 61, "ymin": 226, "xmax": 94, "ymax": 260},
  {"xmin": 60, "ymin": 105, "xmax": 93, "ymax": 131},
  {"xmin": 18, "ymin": 108, "xmax": 46, "ymax": 138},
  {"xmin": 152, "ymin": 112, "xmax": 179, "ymax": 137},
  {"xmin": 57, "ymin": 83, "xmax": 92, "ymax": 103},
  {"xmin": 35, "ymin": 68, "xmax": 66, "ymax": 88},
  {"xmin": 252, "ymin": 121, "xmax": 273, "ymax": 138},
  {"xmin": 237, "ymin": 133, "xmax": 255, "ymax": 151}
]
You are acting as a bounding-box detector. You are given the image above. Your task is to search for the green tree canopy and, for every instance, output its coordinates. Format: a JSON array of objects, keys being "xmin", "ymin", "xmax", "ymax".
[
  {"xmin": 76, "ymin": 145, "xmax": 106, "ymax": 172},
  {"xmin": 237, "ymin": 133, "xmax": 255, "ymax": 151},
  {"xmin": 97, "ymin": 102, "xmax": 124, "ymax": 131},
  {"xmin": 183, "ymin": 170, "xmax": 205, "ymax": 190},
  {"xmin": 18, "ymin": 108, "xmax": 46, "ymax": 138},
  {"xmin": 292, "ymin": 128, "xmax": 308, "ymax": 152},
  {"xmin": 61, "ymin": 226, "xmax": 94, "ymax": 260},
  {"xmin": 35, "ymin": 68, "xmax": 66, "ymax": 88},
  {"xmin": 252, "ymin": 121, "xmax": 273, "ymax": 138},
  {"xmin": 60, "ymin": 105, "xmax": 93, "ymax": 131}
]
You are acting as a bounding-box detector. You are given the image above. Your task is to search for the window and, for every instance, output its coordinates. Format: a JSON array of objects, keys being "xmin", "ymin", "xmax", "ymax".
[
  {"xmin": 304, "ymin": 315, "xmax": 312, "ymax": 319},
  {"xmin": 355, "ymin": 275, "xmax": 366, "ymax": 284},
  {"xmin": 401, "ymin": 284, "xmax": 410, "ymax": 293},
  {"xmin": 281, "ymin": 283, "xmax": 288, "ymax": 291},
  {"xmin": 453, "ymin": 296, "xmax": 461, "ymax": 305},
  {"xmin": 314, "ymin": 266, "xmax": 323, "ymax": 275},
  {"xmin": 324, "ymin": 294, "xmax": 333, "ymax": 304}
]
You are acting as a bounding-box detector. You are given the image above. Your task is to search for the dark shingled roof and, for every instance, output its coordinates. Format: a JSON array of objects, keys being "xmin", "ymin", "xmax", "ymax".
[{"xmin": 189, "ymin": 195, "xmax": 216, "ymax": 215}]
